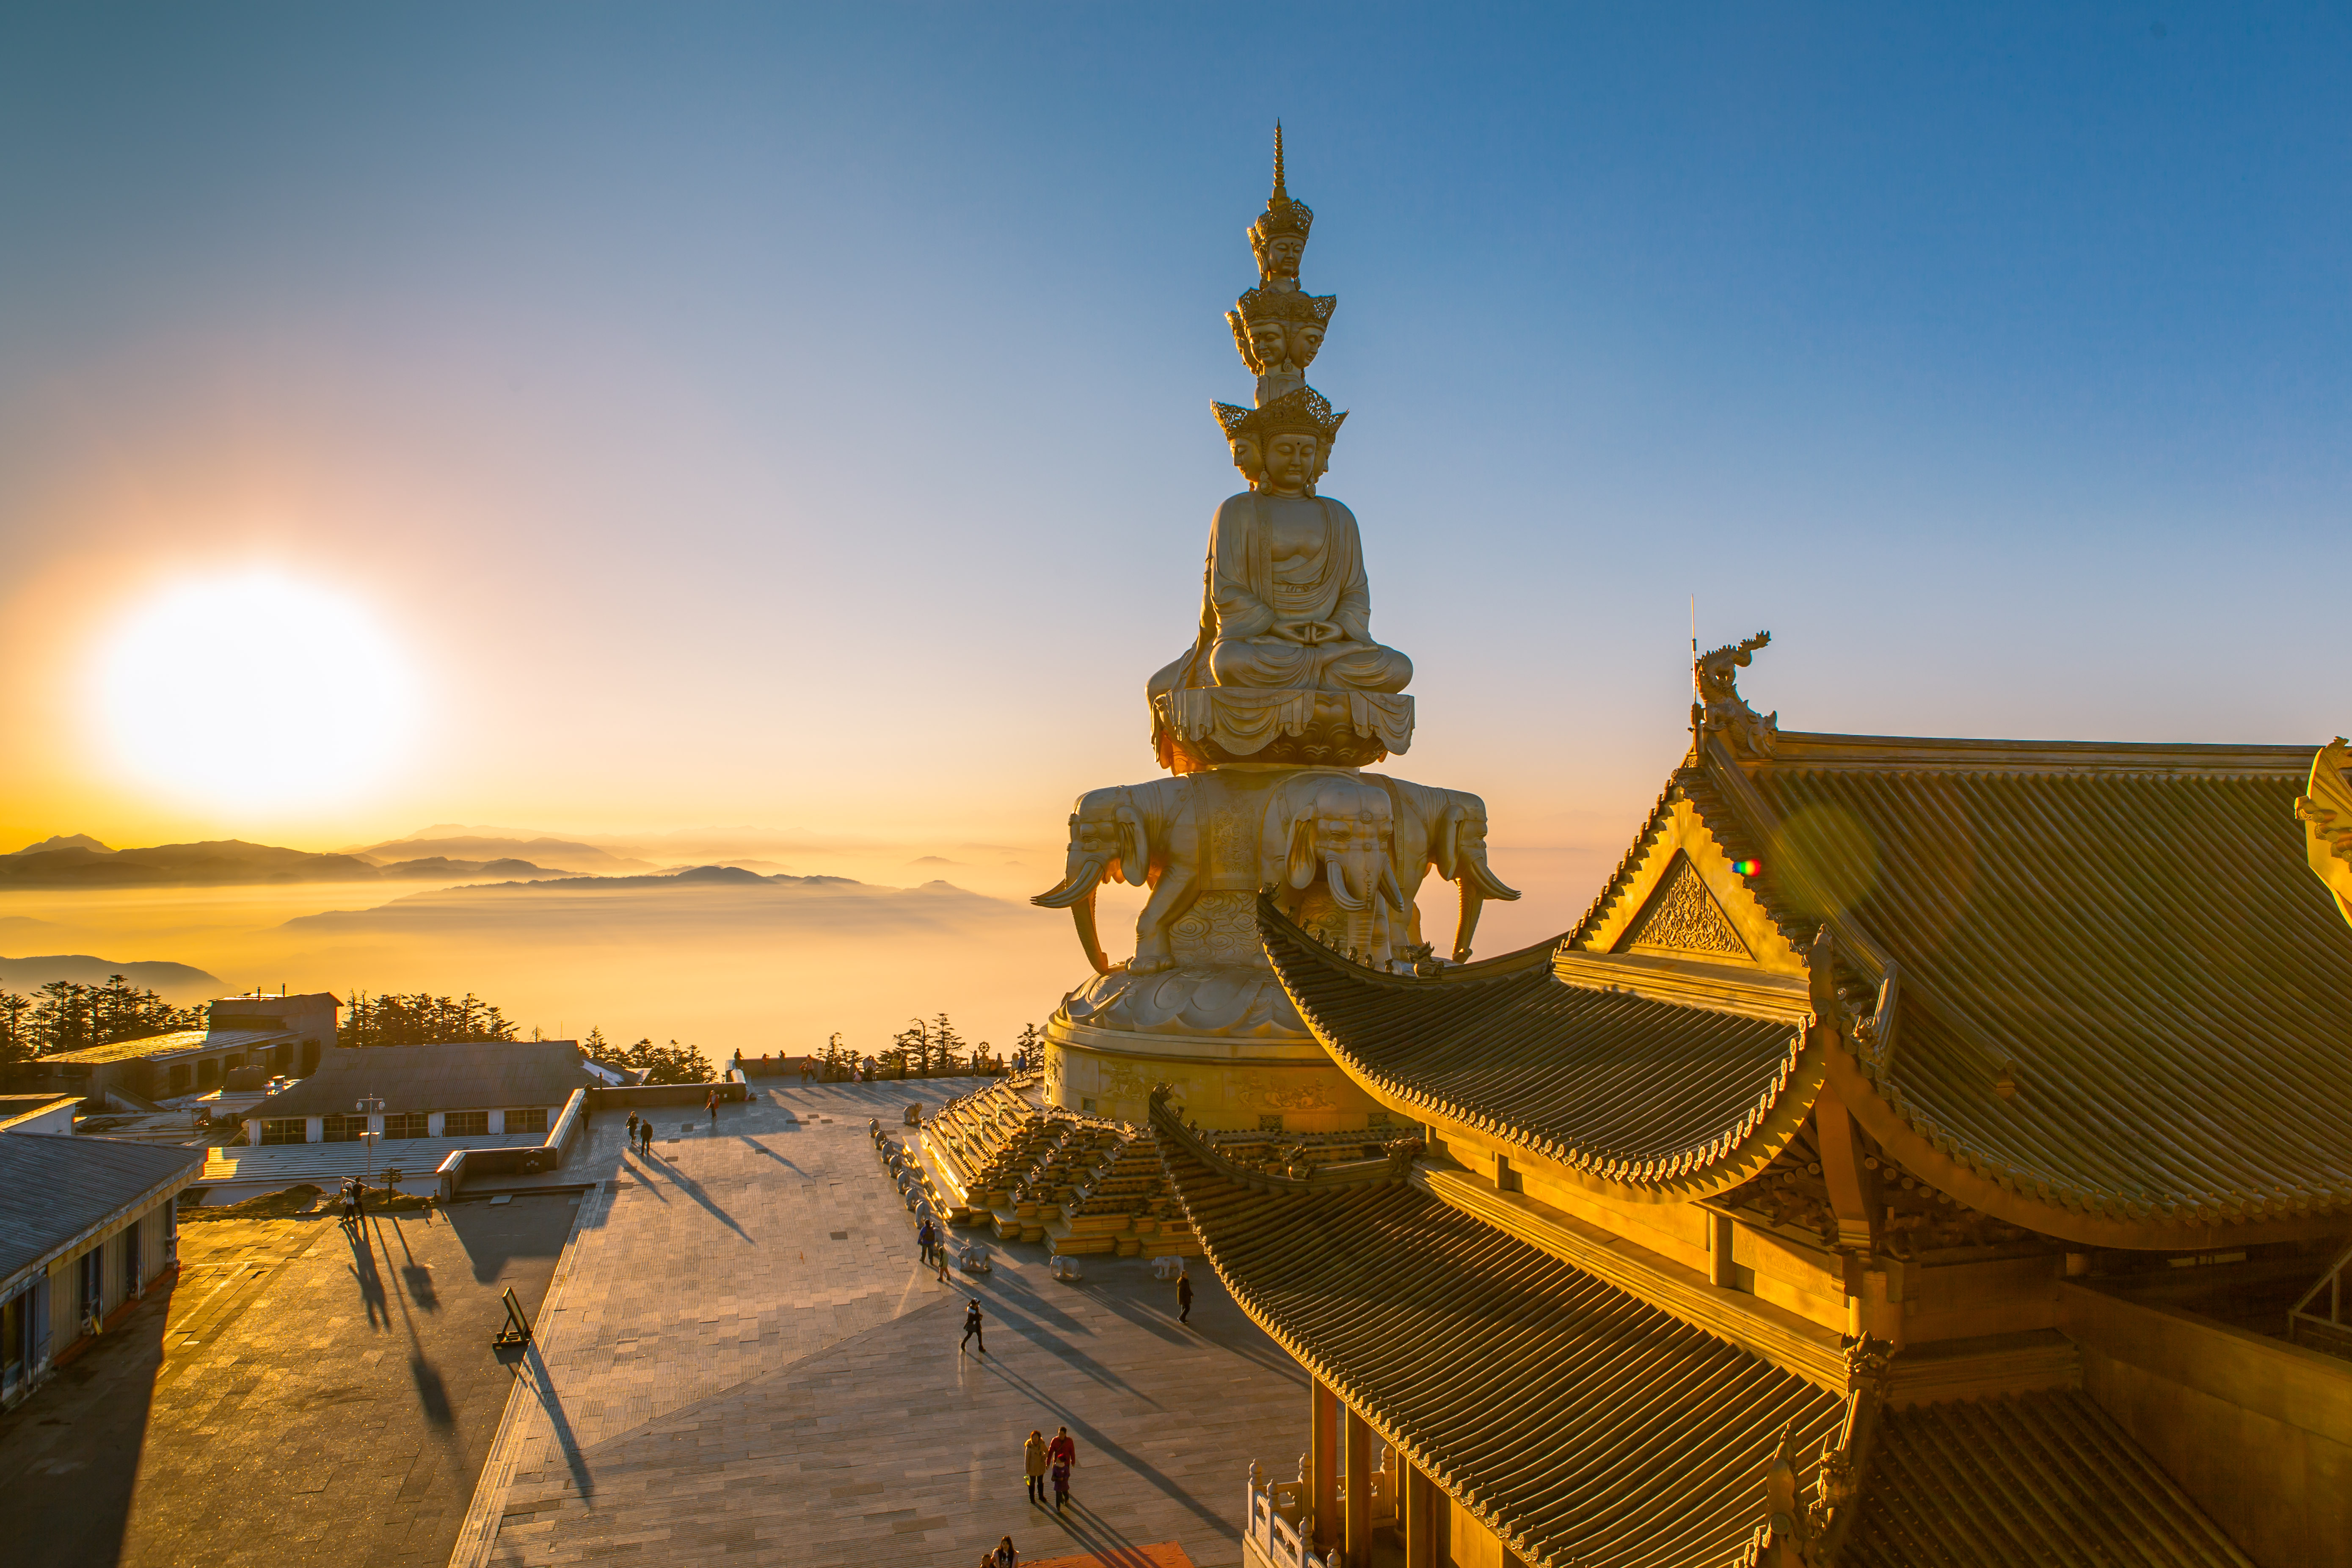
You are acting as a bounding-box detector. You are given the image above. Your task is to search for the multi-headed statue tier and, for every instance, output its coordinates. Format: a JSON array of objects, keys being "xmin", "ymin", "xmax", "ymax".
[{"xmin": 1034, "ymin": 129, "xmax": 1517, "ymax": 1131}]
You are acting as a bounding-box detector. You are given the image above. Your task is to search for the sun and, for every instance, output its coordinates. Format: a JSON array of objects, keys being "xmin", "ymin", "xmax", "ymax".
[{"xmin": 94, "ymin": 571, "xmax": 418, "ymax": 813}]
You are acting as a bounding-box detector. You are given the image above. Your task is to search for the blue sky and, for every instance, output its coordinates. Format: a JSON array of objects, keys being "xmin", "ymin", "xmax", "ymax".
[{"xmin": 0, "ymin": 4, "xmax": 2345, "ymax": 859}]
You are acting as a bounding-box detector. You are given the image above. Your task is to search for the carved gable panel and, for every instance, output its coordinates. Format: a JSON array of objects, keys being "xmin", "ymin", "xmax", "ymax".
[{"xmin": 1619, "ymin": 852, "xmax": 1751, "ymax": 960}]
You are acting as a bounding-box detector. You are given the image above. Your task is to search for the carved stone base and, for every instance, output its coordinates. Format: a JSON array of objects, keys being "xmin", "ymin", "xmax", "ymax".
[{"xmin": 1153, "ymin": 686, "xmax": 1412, "ymax": 773}]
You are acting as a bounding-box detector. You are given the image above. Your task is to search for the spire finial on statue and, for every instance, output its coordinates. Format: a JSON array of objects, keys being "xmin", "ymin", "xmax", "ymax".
[{"xmin": 1249, "ymin": 125, "xmax": 1313, "ymax": 287}]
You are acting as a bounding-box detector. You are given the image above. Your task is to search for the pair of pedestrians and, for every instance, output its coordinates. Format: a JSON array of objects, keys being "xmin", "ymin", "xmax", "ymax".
[
  {"xmin": 1022, "ymin": 1426, "xmax": 1079, "ymax": 1513},
  {"xmin": 623, "ymin": 1112, "xmax": 654, "ymax": 1158}
]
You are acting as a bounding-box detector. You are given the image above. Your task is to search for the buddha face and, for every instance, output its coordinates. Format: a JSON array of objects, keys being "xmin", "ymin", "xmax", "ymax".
[
  {"xmin": 1261, "ymin": 231, "xmax": 1305, "ymax": 281},
  {"xmin": 1261, "ymin": 431, "xmax": 1320, "ymax": 494},
  {"xmin": 1227, "ymin": 435, "xmax": 1263, "ymax": 483},
  {"xmin": 1248, "ymin": 318, "xmax": 1289, "ymax": 371},
  {"xmin": 1288, "ymin": 320, "xmax": 1324, "ymax": 367}
]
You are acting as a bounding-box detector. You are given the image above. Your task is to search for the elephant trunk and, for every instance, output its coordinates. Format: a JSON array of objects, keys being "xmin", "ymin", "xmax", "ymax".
[
  {"xmin": 1324, "ymin": 851, "xmax": 1368, "ymax": 911},
  {"xmin": 1070, "ymin": 887, "xmax": 1114, "ymax": 976},
  {"xmin": 1033, "ymin": 854, "xmax": 1116, "ymax": 975},
  {"xmin": 1453, "ymin": 880, "xmax": 1487, "ymax": 965}
]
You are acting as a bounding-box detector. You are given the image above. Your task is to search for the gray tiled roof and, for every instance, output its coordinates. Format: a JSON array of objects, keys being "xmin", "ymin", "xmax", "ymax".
[
  {"xmin": 251, "ymin": 1041, "xmax": 594, "ymax": 1119},
  {"xmin": 0, "ymin": 1135, "xmax": 202, "ymax": 1288}
]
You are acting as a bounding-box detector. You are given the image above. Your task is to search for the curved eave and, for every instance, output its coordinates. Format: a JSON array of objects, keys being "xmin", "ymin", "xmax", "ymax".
[
  {"xmin": 1829, "ymin": 1042, "xmax": 2350, "ymax": 1250},
  {"xmin": 1259, "ymin": 894, "xmax": 1825, "ymax": 1205},
  {"xmin": 1145, "ymin": 1093, "xmax": 1839, "ymax": 1568}
]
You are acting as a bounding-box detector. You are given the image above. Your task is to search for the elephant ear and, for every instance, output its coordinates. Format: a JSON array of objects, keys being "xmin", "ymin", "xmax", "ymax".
[
  {"xmin": 1286, "ymin": 812, "xmax": 1320, "ymax": 890},
  {"xmin": 1434, "ymin": 803, "xmax": 1467, "ymax": 881},
  {"xmin": 1115, "ymin": 805, "xmax": 1152, "ymax": 887}
]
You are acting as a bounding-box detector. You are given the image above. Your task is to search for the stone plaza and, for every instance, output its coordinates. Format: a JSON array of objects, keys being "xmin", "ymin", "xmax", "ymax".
[
  {"xmin": 466, "ymin": 1081, "xmax": 1302, "ymax": 1568},
  {"xmin": 0, "ymin": 1080, "xmax": 1305, "ymax": 1568}
]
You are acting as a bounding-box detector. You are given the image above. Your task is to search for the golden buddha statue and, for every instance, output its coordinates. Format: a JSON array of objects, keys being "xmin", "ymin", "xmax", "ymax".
[
  {"xmin": 1149, "ymin": 389, "xmax": 1412, "ymax": 699},
  {"xmin": 1149, "ymin": 132, "xmax": 1412, "ymax": 707}
]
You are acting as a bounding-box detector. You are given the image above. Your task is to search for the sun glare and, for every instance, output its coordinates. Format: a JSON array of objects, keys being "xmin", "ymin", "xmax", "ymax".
[{"xmin": 94, "ymin": 571, "xmax": 418, "ymax": 812}]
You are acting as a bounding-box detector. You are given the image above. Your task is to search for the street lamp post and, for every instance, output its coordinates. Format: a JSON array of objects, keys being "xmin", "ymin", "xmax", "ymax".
[{"xmin": 357, "ymin": 1094, "xmax": 385, "ymax": 1193}]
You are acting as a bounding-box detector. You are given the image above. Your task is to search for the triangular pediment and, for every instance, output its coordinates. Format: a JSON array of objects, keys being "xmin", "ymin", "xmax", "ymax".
[
  {"xmin": 1571, "ymin": 785, "xmax": 1804, "ymax": 978},
  {"xmin": 1621, "ymin": 852, "xmax": 1751, "ymax": 959}
]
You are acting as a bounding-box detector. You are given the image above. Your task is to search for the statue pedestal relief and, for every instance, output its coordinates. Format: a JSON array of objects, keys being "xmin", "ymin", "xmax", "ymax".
[{"xmin": 1037, "ymin": 129, "xmax": 1519, "ymax": 1129}]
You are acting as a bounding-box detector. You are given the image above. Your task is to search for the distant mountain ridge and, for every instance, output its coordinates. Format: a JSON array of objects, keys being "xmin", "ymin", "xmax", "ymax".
[
  {"xmin": 0, "ymin": 954, "xmax": 223, "ymax": 999},
  {"xmin": 345, "ymin": 830, "xmax": 659, "ymax": 875},
  {"xmin": 0, "ymin": 837, "xmax": 575, "ymax": 889}
]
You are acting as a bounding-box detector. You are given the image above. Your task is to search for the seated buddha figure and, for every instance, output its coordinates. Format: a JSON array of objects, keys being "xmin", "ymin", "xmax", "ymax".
[{"xmin": 1150, "ymin": 391, "xmax": 1413, "ymax": 698}]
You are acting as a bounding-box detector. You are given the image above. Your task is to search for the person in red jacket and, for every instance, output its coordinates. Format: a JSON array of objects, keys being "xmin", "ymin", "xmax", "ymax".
[{"xmin": 1047, "ymin": 1425, "xmax": 1078, "ymax": 1513}]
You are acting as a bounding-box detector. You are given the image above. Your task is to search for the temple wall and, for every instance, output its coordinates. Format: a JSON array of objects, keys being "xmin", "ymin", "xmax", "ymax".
[{"xmin": 2062, "ymin": 1280, "xmax": 2352, "ymax": 1568}]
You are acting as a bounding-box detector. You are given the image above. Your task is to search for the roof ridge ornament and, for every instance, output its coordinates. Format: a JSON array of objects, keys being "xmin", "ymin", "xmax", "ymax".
[
  {"xmin": 2294, "ymin": 736, "xmax": 2352, "ymax": 930},
  {"xmin": 1697, "ymin": 631, "xmax": 1779, "ymax": 759},
  {"xmin": 1736, "ymin": 1335, "xmax": 1891, "ymax": 1568}
]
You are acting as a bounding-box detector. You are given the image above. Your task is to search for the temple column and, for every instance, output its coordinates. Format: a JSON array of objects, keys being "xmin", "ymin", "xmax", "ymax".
[
  {"xmin": 1402, "ymin": 1460, "xmax": 1439, "ymax": 1568},
  {"xmin": 1310, "ymin": 1378, "xmax": 1339, "ymax": 1550},
  {"xmin": 1343, "ymin": 1405, "xmax": 1373, "ymax": 1560}
]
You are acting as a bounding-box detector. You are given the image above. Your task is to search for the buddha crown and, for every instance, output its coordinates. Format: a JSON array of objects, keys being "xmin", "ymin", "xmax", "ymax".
[
  {"xmin": 1212, "ymin": 384, "xmax": 1347, "ymax": 447},
  {"xmin": 1248, "ymin": 123, "xmax": 1315, "ymax": 276}
]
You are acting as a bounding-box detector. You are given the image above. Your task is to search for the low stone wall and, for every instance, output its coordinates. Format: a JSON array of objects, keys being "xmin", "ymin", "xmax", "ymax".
[{"xmin": 585, "ymin": 1082, "xmax": 749, "ymax": 1109}]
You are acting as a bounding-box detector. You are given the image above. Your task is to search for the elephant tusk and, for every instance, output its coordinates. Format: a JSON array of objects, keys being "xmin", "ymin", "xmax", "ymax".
[
  {"xmin": 1378, "ymin": 858, "xmax": 1409, "ymax": 912},
  {"xmin": 1072, "ymin": 887, "xmax": 1115, "ymax": 976},
  {"xmin": 1325, "ymin": 852, "xmax": 1368, "ymax": 911},
  {"xmin": 1031, "ymin": 856, "xmax": 1107, "ymax": 910},
  {"xmin": 1461, "ymin": 854, "xmax": 1521, "ymax": 901}
]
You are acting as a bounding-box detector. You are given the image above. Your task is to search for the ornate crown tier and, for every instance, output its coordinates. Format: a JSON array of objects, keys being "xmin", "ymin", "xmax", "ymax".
[
  {"xmin": 1226, "ymin": 287, "xmax": 1339, "ymax": 377},
  {"xmin": 1212, "ymin": 384, "xmax": 1347, "ymax": 448}
]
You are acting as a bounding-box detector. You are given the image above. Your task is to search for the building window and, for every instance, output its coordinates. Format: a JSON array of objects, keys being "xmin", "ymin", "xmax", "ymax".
[
  {"xmin": 1495, "ymin": 1155, "xmax": 1522, "ymax": 1194},
  {"xmin": 259, "ymin": 1119, "xmax": 306, "ymax": 1145},
  {"xmin": 1258, "ymin": 1114, "xmax": 1284, "ymax": 1133},
  {"xmin": 1366, "ymin": 1111, "xmax": 1391, "ymax": 1128},
  {"xmin": 322, "ymin": 1114, "xmax": 367, "ymax": 1143},
  {"xmin": 123, "ymin": 1220, "xmax": 142, "ymax": 1301},
  {"xmin": 505, "ymin": 1107, "xmax": 548, "ymax": 1135},
  {"xmin": 384, "ymin": 1113, "xmax": 429, "ymax": 1140},
  {"xmin": 443, "ymin": 1111, "xmax": 489, "ymax": 1137},
  {"xmin": 1080, "ymin": 1098, "xmax": 1096, "ymax": 1115}
]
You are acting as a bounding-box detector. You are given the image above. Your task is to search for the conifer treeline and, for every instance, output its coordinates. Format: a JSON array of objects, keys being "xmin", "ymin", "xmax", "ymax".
[
  {"xmin": 339, "ymin": 991, "xmax": 518, "ymax": 1047},
  {"xmin": 0, "ymin": 976, "xmax": 205, "ymax": 1064}
]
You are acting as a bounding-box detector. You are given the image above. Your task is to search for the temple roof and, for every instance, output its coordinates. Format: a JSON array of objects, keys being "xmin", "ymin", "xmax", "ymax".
[
  {"xmin": 1268, "ymin": 719, "xmax": 2352, "ymax": 1242},
  {"xmin": 1151, "ymin": 1091, "xmax": 2252, "ymax": 1568},
  {"xmin": 1149, "ymin": 1094, "xmax": 1845, "ymax": 1568},
  {"xmin": 1848, "ymin": 1390, "xmax": 2251, "ymax": 1567},
  {"xmin": 1262, "ymin": 907, "xmax": 1808, "ymax": 1186},
  {"xmin": 1660, "ymin": 730, "xmax": 2352, "ymax": 1234}
]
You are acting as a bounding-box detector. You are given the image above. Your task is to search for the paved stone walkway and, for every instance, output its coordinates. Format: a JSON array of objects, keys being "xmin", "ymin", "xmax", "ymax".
[
  {"xmin": 469, "ymin": 1082, "xmax": 1305, "ymax": 1568},
  {"xmin": 0, "ymin": 1194, "xmax": 575, "ymax": 1568}
]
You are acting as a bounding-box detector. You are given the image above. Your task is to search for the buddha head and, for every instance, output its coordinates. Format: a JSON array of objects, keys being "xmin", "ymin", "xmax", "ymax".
[
  {"xmin": 1213, "ymin": 385, "xmax": 1345, "ymax": 493},
  {"xmin": 1248, "ymin": 126, "xmax": 1315, "ymax": 286},
  {"xmin": 1226, "ymin": 433, "xmax": 1264, "ymax": 485},
  {"xmin": 1227, "ymin": 289, "xmax": 1338, "ymax": 376}
]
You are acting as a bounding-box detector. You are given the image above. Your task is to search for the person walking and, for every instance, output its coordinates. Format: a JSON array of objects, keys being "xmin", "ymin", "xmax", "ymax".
[
  {"xmin": 916, "ymin": 1216, "xmax": 935, "ymax": 1266},
  {"xmin": 1023, "ymin": 1429, "xmax": 1048, "ymax": 1505},
  {"xmin": 1177, "ymin": 1266, "xmax": 1194, "ymax": 1325},
  {"xmin": 961, "ymin": 1298, "xmax": 985, "ymax": 1356},
  {"xmin": 639, "ymin": 1118, "xmax": 654, "ymax": 1158},
  {"xmin": 624, "ymin": 1111, "xmax": 640, "ymax": 1152},
  {"xmin": 934, "ymin": 1239, "xmax": 952, "ymax": 1284},
  {"xmin": 706, "ymin": 1088, "xmax": 720, "ymax": 1128},
  {"xmin": 1047, "ymin": 1425, "xmax": 1077, "ymax": 1513}
]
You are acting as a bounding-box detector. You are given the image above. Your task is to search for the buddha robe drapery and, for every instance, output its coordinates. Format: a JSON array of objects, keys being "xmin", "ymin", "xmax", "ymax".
[{"xmin": 1150, "ymin": 491, "xmax": 1413, "ymax": 697}]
